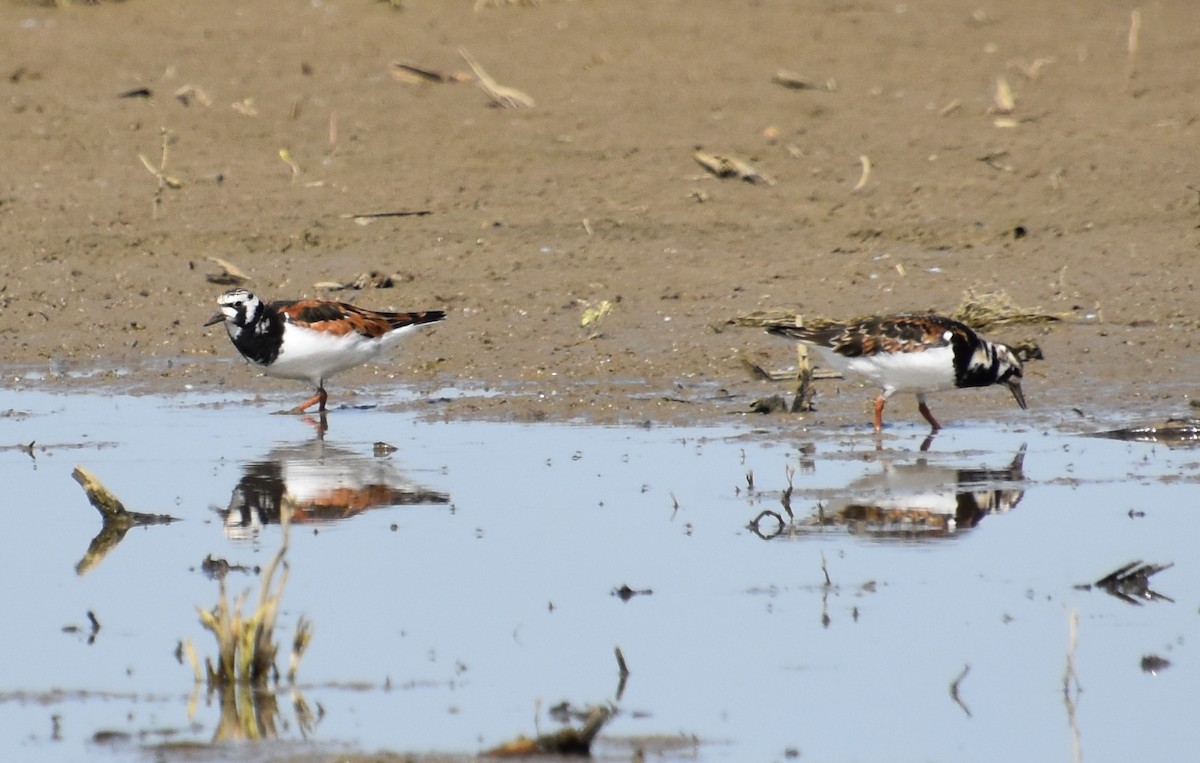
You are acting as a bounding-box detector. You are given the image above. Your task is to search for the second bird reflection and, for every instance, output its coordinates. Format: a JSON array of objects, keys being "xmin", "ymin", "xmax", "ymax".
[
  {"xmin": 753, "ymin": 446, "xmax": 1027, "ymax": 540},
  {"xmin": 219, "ymin": 440, "xmax": 450, "ymax": 539}
]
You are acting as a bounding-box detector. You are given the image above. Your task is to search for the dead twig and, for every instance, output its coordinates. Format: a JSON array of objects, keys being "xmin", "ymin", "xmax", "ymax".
[
  {"xmin": 138, "ymin": 128, "xmax": 182, "ymax": 218},
  {"xmin": 206, "ymin": 256, "xmax": 250, "ymax": 286},
  {"xmin": 694, "ymin": 150, "xmax": 774, "ymax": 185},
  {"xmin": 390, "ymin": 61, "xmax": 470, "ymax": 85},
  {"xmin": 72, "ymin": 466, "xmax": 179, "ymax": 575},
  {"xmin": 1124, "ymin": 9, "xmax": 1141, "ymax": 92},
  {"xmin": 459, "ymin": 48, "xmax": 534, "ymax": 108},
  {"xmin": 851, "ymin": 154, "xmax": 871, "ymax": 192}
]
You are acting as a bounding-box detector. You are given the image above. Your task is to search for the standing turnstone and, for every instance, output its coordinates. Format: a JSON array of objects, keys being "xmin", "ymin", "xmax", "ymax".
[
  {"xmin": 767, "ymin": 314, "xmax": 1026, "ymax": 432},
  {"xmin": 205, "ymin": 288, "xmax": 445, "ymax": 413}
]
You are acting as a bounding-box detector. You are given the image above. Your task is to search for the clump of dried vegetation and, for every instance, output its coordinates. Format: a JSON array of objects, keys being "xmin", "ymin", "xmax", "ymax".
[{"xmin": 185, "ymin": 505, "xmax": 311, "ymax": 690}]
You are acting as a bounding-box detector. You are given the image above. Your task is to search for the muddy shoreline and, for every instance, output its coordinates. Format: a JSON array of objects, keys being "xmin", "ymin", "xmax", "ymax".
[{"xmin": 3, "ymin": 2, "xmax": 1199, "ymax": 427}]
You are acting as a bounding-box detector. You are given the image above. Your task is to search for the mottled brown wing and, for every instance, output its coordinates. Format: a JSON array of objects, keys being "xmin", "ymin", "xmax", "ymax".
[
  {"xmin": 277, "ymin": 299, "xmax": 445, "ymax": 338},
  {"xmin": 769, "ymin": 314, "xmax": 966, "ymax": 358},
  {"xmin": 862, "ymin": 315, "xmax": 961, "ymax": 355}
]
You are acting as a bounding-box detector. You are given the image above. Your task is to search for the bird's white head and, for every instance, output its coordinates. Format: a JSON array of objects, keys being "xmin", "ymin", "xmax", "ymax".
[{"xmin": 204, "ymin": 288, "xmax": 264, "ymax": 337}]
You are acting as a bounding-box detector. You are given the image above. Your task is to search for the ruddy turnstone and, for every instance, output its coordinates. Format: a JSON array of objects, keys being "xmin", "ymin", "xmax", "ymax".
[
  {"xmin": 767, "ymin": 314, "xmax": 1026, "ymax": 432},
  {"xmin": 204, "ymin": 288, "xmax": 445, "ymax": 413}
]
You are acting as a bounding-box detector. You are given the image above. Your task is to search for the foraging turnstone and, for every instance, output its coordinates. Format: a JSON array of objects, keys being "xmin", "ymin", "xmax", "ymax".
[
  {"xmin": 204, "ymin": 288, "xmax": 445, "ymax": 413},
  {"xmin": 767, "ymin": 314, "xmax": 1026, "ymax": 432}
]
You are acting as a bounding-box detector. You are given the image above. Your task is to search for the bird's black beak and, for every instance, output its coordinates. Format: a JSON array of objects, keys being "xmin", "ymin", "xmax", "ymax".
[
  {"xmin": 204, "ymin": 312, "xmax": 225, "ymax": 327},
  {"xmin": 1007, "ymin": 380, "xmax": 1027, "ymax": 410}
]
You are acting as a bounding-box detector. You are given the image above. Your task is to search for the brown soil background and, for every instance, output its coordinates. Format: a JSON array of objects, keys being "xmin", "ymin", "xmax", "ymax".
[{"xmin": 3, "ymin": 0, "xmax": 1199, "ymax": 431}]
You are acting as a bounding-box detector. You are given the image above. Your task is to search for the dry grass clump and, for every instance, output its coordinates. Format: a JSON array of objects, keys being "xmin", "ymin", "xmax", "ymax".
[
  {"xmin": 188, "ymin": 505, "xmax": 311, "ymax": 689},
  {"xmin": 949, "ymin": 289, "xmax": 1064, "ymax": 331}
]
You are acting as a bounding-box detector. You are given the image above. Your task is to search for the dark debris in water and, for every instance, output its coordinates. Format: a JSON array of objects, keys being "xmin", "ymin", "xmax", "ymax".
[
  {"xmin": 1085, "ymin": 417, "xmax": 1200, "ymax": 447},
  {"xmin": 1141, "ymin": 654, "xmax": 1172, "ymax": 674},
  {"xmin": 612, "ymin": 584, "xmax": 652, "ymax": 601},
  {"xmin": 199, "ymin": 554, "xmax": 256, "ymax": 580},
  {"xmin": 1075, "ymin": 560, "xmax": 1175, "ymax": 605}
]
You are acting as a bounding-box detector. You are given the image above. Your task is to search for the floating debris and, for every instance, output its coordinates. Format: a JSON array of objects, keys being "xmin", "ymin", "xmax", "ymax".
[
  {"xmin": 1140, "ymin": 654, "xmax": 1171, "ymax": 674},
  {"xmin": 1075, "ymin": 560, "xmax": 1174, "ymax": 605},
  {"xmin": 200, "ymin": 554, "xmax": 255, "ymax": 581},
  {"xmin": 612, "ymin": 584, "xmax": 652, "ymax": 601}
]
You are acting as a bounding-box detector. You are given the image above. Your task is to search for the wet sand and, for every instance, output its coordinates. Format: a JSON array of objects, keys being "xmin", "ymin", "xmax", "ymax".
[{"xmin": 3, "ymin": 0, "xmax": 1198, "ymax": 429}]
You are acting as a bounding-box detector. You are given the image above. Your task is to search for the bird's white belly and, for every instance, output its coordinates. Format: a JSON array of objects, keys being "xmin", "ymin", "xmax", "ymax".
[
  {"xmin": 263, "ymin": 326, "xmax": 411, "ymax": 384},
  {"xmin": 813, "ymin": 345, "xmax": 957, "ymax": 393}
]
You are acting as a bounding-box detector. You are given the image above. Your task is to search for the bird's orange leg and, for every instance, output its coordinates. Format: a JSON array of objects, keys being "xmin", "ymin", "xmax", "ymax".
[
  {"xmin": 917, "ymin": 394, "xmax": 941, "ymax": 433},
  {"xmin": 873, "ymin": 395, "xmax": 886, "ymax": 433},
  {"xmin": 291, "ymin": 386, "xmax": 328, "ymax": 414}
]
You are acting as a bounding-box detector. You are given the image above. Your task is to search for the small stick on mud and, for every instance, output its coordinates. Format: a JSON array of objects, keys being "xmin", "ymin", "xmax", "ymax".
[
  {"xmin": 390, "ymin": 61, "xmax": 470, "ymax": 85},
  {"xmin": 851, "ymin": 154, "xmax": 871, "ymax": 192},
  {"xmin": 279, "ymin": 148, "xmax": 301, "ymax": 182},
  {"xmin": 206, "ymin": 256, "xmax": 250, "ymax": 286},
  {"xmin": 339, "ymin": 210, "xmax": 432, "ymax": 221},
  {"xmin": 138, "ymin": 128, "xmax": 182, "ymax": 219},
  {"xmin": 459, "ymin": 47, "xmax": 535, "ymax": 108},
  {"xmin": 694, "ymin": 150, "xmax": 774, "ymax": 185},
  {"xmin": 991, "ymin": 76, "xmax": 1016, "ymax": 115},
  {"xmin": 1124, "ymin": 9, "xmax": 1141, "ymax": 92}
]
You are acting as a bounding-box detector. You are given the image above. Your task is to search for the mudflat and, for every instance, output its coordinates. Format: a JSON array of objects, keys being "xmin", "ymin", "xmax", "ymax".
[{"xmin": 3, "ymin": 0, "xmax": 1197, "ymax": 428}]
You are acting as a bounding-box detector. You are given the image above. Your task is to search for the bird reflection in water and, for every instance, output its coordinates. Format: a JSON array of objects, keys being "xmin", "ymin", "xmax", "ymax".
[
  {"xmin": 752, "ymin": 446, "xmax": 1026, "ymax": 540},
  {"xmin": 219, "ymin": 441, "xmax": 449, "ymax": 539}
]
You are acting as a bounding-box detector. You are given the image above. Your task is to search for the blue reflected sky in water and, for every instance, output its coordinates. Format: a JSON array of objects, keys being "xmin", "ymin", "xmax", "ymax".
[{"xmin": 0, "ymin": 390, "xmax": 1196, "ymax": 762}]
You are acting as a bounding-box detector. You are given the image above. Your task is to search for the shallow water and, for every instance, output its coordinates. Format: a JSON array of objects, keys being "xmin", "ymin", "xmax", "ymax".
[{"xmin": 1, "ymin": 389, "xmax": 1197, "ymax": 762}]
